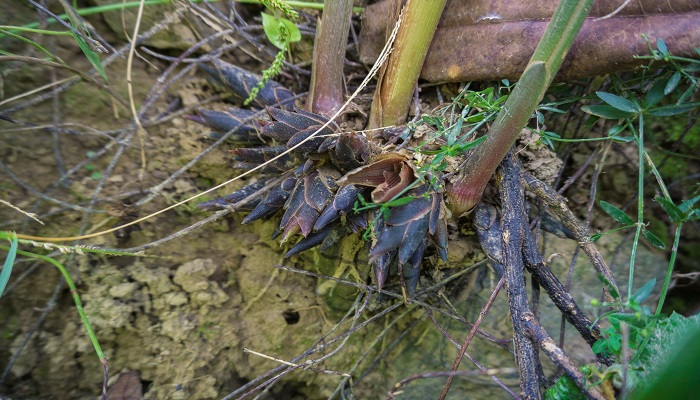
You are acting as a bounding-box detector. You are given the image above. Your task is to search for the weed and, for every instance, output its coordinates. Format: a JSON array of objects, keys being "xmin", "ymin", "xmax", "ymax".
[{"xmin": 243, "ymin": 8, "xmax": 301, "ymax": 106}]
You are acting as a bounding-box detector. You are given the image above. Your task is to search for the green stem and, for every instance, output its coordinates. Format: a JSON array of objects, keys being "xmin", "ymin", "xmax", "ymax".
[
  {"xmin": 0, "ymin": 245, "xmax": 105, "ymax": 362},
  {"xmin": 447, "ymin": 0, "xmax": 594, "ymax": 215},
  {"xmin": 0, "ymin": 28, "xmax": 64, "ymax": 63},
  {"xmin": 656, "ymin": 223, "xmax": 682, "ymax": 315},
  {"xmin": 549, "ymin": 137, "xmax": 612, "ymax": 143},
  {"xmin": 307, "ymin": 0, "xmax": 354, "ymax": 116},
  {"xmin": 0, "ymin": 26, "xmax": 72, "ymax": 36},
  {"xmin": 368, "ymin": 0, "xmax": 447, "ymax": 128},
  {"xmin": 627, "ymin": 113, "xmax": 645, "ymax": 300}
]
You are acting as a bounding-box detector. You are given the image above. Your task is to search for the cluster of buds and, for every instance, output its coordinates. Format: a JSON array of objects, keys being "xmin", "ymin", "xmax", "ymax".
[{"xmin": 189, "ymin": 60, "xmax": 450, "ymax": 295}]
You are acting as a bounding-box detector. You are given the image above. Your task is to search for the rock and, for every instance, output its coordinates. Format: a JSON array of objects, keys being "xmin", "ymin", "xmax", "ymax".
[
  {"xmin": 173, "ymin": 258, "xmax": 218, "ymax": 293},
  {"xmin": 109, "ymin": 282, "xmax": 139, "ymax": 299},
  {"xmin": 91, "ymin": 1, "xmax": 199, "ymax": 51}
]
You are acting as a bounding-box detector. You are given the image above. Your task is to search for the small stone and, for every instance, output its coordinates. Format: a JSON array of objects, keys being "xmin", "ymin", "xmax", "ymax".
[
  {"xmin": 192, "ymin": 285, "xmax": 228, "ymax": 307},
  {"xmin": 109, "ymin": 282, "xmax": 139, "ymax": 299},
  {"xmin": 174, "ymin": 259, "xmax": 218, "ymax": 293},
  {"xmin": 130, "ymin": 265, "xmax": 173, "ymax": 296},
  {"xmin": 165, "ymin": 292, "xmax": 189, "ymax": 306}
]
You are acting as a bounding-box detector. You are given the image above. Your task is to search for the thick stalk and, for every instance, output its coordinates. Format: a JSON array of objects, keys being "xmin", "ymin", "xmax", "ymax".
[
  {"xmin": 447, "ymin": 0, "xmax": 594, "ymax": 215},
  {"xmin": 368, "ymin": 0, "xmax": 447, "ymax": 128},
  {"xmin": 307, "ymin": 0, "xmax": 354, "ymax": 116},
  {"xmin": 499, "ymin": 154, "xmax": 541, "ymax": 399}
]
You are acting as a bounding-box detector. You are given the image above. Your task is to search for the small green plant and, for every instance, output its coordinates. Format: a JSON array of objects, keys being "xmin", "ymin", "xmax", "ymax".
[
  {"xmin": 353, "ymin": 192, "xmax": 417, "ymax": 241},
  {"xmin": 243, "ymin": 6, "xmax": 301, "ymax": 106},
  {"xmin": 84, "ymin": 151, "xmax": 103, "ymax": 180},
  {"xmin": 590, "ymin": 278, "xmax": 658, "ymax": 358},
  {"xmin": 408, "ymin": 83, "xmax": 510, "ymax": 188}
]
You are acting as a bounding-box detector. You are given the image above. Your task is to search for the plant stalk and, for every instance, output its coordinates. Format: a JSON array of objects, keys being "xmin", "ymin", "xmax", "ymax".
[
  {"xmin": 447, "ymin": 0, "xmax": 594, "ymax": 215},
  {"xmin": 628, "ymin": 113, "xmax": 645, "ymax": 300},
  {"xmin": 368, "ymin": 0, "xmax": 447, "ymax": 128},
  {"xmin": 307, "ymin": 0, "xmax": 354, "ymax": 116},
  {"xmin": 656, "ymin": 223, "xmax": 682, "ymax": 315}
]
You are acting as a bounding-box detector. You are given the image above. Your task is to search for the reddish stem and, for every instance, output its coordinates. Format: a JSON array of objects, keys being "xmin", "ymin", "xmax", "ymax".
[{"xmin": 307, "ymin": 0, "xmax": 354, "ymax": 116}]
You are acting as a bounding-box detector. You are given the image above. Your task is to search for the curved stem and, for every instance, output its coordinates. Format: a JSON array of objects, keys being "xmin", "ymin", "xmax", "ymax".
[
  {"xmin": 656, "ymin": 223, "xmax": 682, "ymax": 315},
  {"xmin": 447, "ymin": 0, "xmax": 594, "ymax": 215}
]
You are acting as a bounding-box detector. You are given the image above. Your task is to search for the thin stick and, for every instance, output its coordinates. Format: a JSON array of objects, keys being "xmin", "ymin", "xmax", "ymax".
[
  {"xmin": 438, "ymin": 277, "xmax": 505, "ymax": 400},
  {"xmin": 389, "ymin": 368, "xmax": 519, "ymax": 399},
  {"xmin": 125, "ymin": 0, "xmax": 148, "ymax": 182},
  {"xmin": 0, "ymin": 200, "xmax": 44, "ymax": 225},
  {"xmin": 243, "ymin": 348, "xmax": 350, "ymax": 377},
  {"xmin": 523, "ymin": 173, "xmax": 619, "ymax": 301},
  {"xmin": 426, "ymin": 312, "xmax": 519, "ymax": 399}
]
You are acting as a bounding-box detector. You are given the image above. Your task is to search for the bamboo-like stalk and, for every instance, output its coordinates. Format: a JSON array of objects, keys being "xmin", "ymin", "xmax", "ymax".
[
  {"xmin": 307, "ymin": 0, "xmax": 354, "ymax": 116},
  {"xmin": 368, "ymin": 0, "xmax": 447, "ymax": 129},
  {"xmin": 447, "ymin": 0, "xmax": 594, "ymax": 215}
]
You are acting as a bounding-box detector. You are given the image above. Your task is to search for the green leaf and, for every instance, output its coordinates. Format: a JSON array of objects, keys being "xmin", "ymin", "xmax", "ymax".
[
  {"xmin": 356, "ymin": 193, "xmax": 368, "ymax": 206},
  {"xmin": 590, "ymin": 233, "xmax": 603, "ymax": 242},
  {"xmin": 384, "ymin": 195, "xmax": 415, "ymax": 207},
  {"xmin": 544, "ymin": 373, "xmax": 587, "ymax": 400},
  {"xmin": 611, "ymin": 135, "xmax": 635, "ymax": 143},
  {"xmin": 454, "ymin": 135, "xmax": 487, "ymax": 152},
  {"xmin": 447, "ymin": 108, "xmax": 466, "ymax": 146},
  {"xmin": 628, "ymin": 313, "xmax": 700, "ymax": 398},
  {"xmin": 664, "ymin": 72, "xmax": 681, "ymax": 95},
  {"xmin": 647, "ymin": 103, "xmax": 699, "ymax": 116},
  {"xmin": 421, "ymin": 115, "xmax": 444, "ymax": 129},
  {"xmin": 261, "ymin": 12, "xmax": 301, "ymax": 50},
  {"xmin": 609, "ymin": 313, "xmax": 654, "ymax": 330},
  {"xmin": 654, "ymin": 195, "xmax": 684, "ymax": 223},
  {"xmin": 645, "ymin": 79, "xmax": 667, "ymax": 108},
  {"xmin": 1, "ymin": 234, "xmax": 18, "ymax": 298},
  {"xmin": 597, "ymin": 91, "xmax": 638, "ymax": 113},
  {"xmin": 381, "ymin": 207, "xmax": 391, "ymax": 220},
  {"xmin": 633, "ymin": 279, "xmax": 657, "ymax": 303},
  {"xmin": 642, "ymin": 228, "xmax": 666, "ymax": 249},
  {"xmin": 691, "ymin": 209, "xmax": 700, "ymax": 221},
  {"xmin": 543, "ymin": 131, "xmax": 561, "ymax": 139},
  {"xmin": 657, "ymin": 38, "xmax": 669, "ymax": 56},
  {"xmin": 582, "ymin": 105, "xmax": 634, "ymax": 120},
  {"xmin": 592, "ymin": 339, "xmax": 607, "ymax": 355},
  {"xmin": 678, "ymin": 194, "xmax": 700, "ymax": 215},
  {"xmin": 70, "ymin": 30, "xmax": 107, "ymax": 80},
  {"xmin": 608, "ymin": 124, "xmax": 625, "ymax": 137},
  {"xmin": 608, "ymin": 334, "xmax": 621, "ymax": 351},
  {"xmin": 679, "ymin": 85, "xmax": 696, "ymax": 104},
  {"xmin": 598, "ymin": 273, "xmax": 621, "ymax": 300},
  {"xmin": 600, "ymin": 200, "xmax": 635, "ymax": 225},
  {"xmin": 538, "ymin": 105, "xmax": 566, "ymax": 113},
  {"xmin": 283, "ymin": 19, "xmax": 301, "ymax": 43}
]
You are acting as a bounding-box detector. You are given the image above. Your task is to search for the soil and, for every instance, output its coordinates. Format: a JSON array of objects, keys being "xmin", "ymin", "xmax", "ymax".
[{"xmin": 1, "ymin": 3, "xmax": 697, "ymax": 400}]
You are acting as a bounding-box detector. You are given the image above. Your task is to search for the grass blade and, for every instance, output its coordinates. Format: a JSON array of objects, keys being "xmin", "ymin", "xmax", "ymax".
[{"xmin": 0, "ymin": 234, "xmax": 18, "ymax": 298}]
